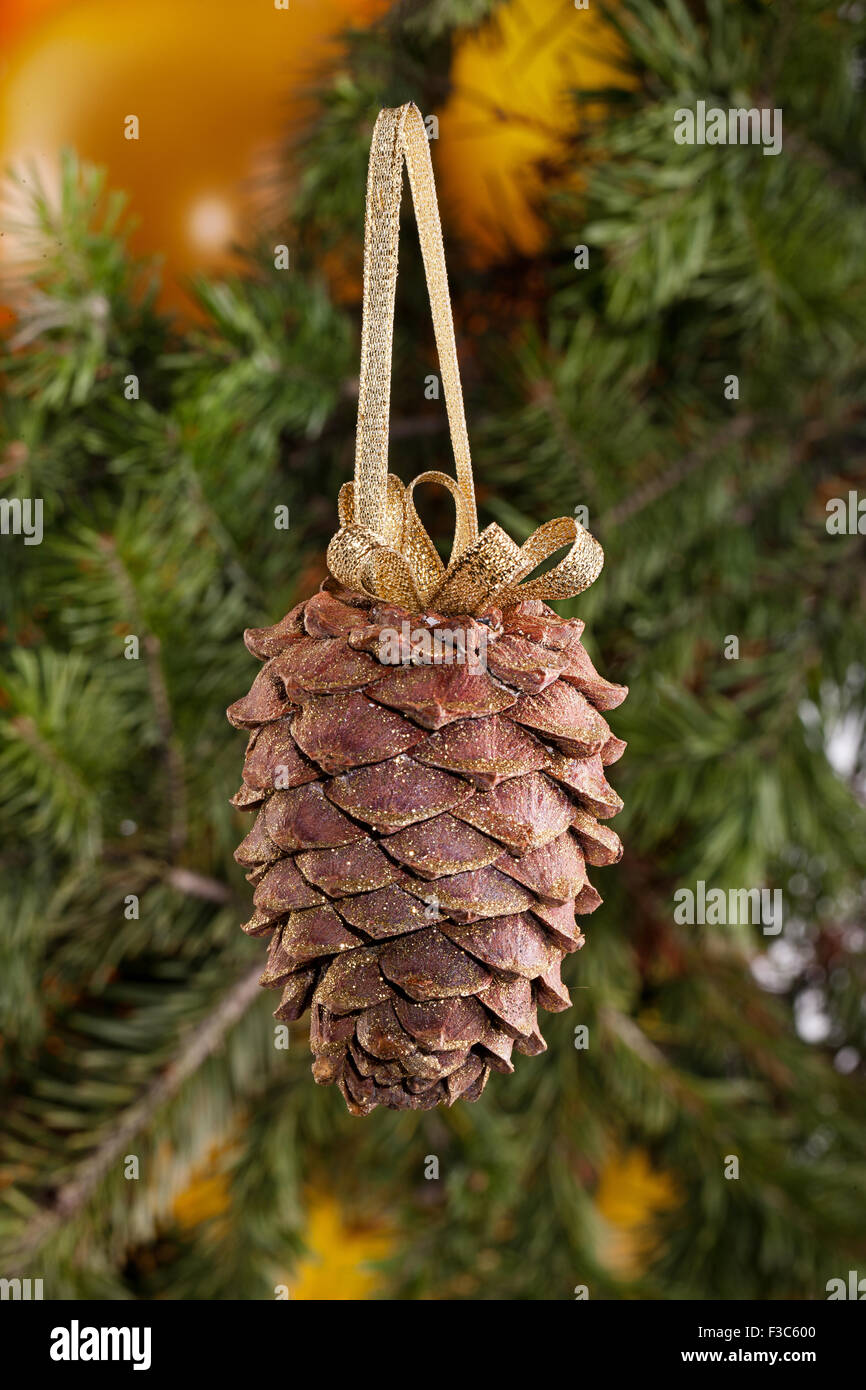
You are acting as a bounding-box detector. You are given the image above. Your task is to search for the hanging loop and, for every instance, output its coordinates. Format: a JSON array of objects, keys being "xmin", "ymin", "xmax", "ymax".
[{"xmin": 326, "ymin": 102, "xmax": 604, "ymax": 615}]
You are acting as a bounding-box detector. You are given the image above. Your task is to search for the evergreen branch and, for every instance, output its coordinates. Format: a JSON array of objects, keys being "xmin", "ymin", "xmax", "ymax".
[
  {"xmin": 5, "ymin": 962, "xmax": 263, "ymax": 1272},
  {"xmin": 0, "ymin": 650, "xmax": 126, "ymax": 855}
]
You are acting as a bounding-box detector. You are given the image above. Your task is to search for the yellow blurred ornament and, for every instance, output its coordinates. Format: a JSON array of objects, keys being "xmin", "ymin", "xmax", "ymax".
[
  {"xmin": 171, "ymin": 1139, "xmax": 233, "ymax": 1231},
  {"xmin": 172, "ymin": 1158, "xmax": 390, "ymax": 1301},
  {"xmin": 173, "ymin": 1169, "xmax": 231, "ymax": 1231},
  {"xmin": 595, "ymin": 1148, "xmax": 678, "ymax": 1277},
  {"xmin": 289, "ymin": 1192, "xmax": 392, "ymax": 1301},
  {"xmin": 0, "ymin": 0, "xmax": 387, "ymax": 315},
  {"xmin": 436, "ymin": 0, "xmax": 636, "ymax": 263}
]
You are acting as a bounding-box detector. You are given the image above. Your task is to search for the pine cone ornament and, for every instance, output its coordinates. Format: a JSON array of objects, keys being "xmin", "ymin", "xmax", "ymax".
[
  {"xmin": 228, "ymin": 585, "xmax": 626, "ymax": 1114},
  {"xmin": 227, "ymin": 102, "xmax": 627, "ymax": 1114}
]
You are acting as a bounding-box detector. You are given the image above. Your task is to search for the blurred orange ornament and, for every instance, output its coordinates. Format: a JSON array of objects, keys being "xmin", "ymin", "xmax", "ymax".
[
  {"xmin": 436, "ymin": 0, "xmax": 636, "ymax": 263},
  {"xmin": 0, "ymin": 0, "xmax": 387, "ymax": 315}
]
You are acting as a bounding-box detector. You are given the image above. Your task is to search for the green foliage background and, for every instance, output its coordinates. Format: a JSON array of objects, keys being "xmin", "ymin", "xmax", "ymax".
[{"xmin": 1, "ymin": 0, "xmax": 865, "ymax": 1299}]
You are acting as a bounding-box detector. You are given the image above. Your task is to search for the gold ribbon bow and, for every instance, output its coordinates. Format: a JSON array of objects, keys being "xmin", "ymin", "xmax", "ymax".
[{"xmin": 326, "ymin": 102, "xmax": 603, "ymax": 616}]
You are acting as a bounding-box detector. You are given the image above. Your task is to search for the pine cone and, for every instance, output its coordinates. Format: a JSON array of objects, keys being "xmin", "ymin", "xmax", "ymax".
[{"xmin": 227, "ymin": 581, "xmax": 626, "ymax": 1115}]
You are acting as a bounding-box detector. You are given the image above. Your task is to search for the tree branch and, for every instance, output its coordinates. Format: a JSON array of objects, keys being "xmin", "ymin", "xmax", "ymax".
[{"xmin": 6, "ymin": 962, "xmax": 264, "ymax": 1271}]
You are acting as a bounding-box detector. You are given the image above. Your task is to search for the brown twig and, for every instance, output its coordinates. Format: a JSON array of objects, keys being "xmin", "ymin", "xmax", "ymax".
[
  {"xmin": 165, "ymin": 865, "xmax": 234, "ymax": 903},
  {"xmin": 600, "ymin": 414, "xmax": 757, "ymax": 529},
  {"xmin": 98, "ymin": 536, "xmax": 188, "ymax": 857},
  {"xmin": 141, "ymin": 632, "xmax": 187, "ymax": 858}
]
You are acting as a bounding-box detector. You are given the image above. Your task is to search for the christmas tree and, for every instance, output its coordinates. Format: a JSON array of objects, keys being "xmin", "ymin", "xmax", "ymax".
[{"xmin": 1, "ymin": 0, "xmax": 865, "ymax": 1300}]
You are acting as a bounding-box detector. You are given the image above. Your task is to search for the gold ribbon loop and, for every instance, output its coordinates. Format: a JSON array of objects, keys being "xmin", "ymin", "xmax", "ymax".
[
  {"xmin": 352, "ymin": 103, "xmax": 476, "ymax": 546},
  {"xmin": 326, "ymin": 101, "xmax": 605, "ymax": 618},
  {"xmin": 404, "ymin": 470, "xmax": 476, "ymax": 596},
  {"xmin": 325, "ymin": 521, "xmax": 420, "ymax": 610},
  {"xmin": 329, "ymin": 474, "xmax": 422, "ymax": 608},
  {"xmin": 485, "ymin": 516, "xmax": 604, "ymax": 609}
]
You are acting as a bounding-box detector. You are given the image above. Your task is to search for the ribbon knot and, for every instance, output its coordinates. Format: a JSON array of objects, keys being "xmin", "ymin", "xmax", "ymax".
[
  {"xmin": 326, "ymin": 103, "xmax": 604, "ymax": 617},
  {"xmin": 327, "ymin": 472, "xmax": 603, "ymax": 615}
]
